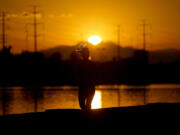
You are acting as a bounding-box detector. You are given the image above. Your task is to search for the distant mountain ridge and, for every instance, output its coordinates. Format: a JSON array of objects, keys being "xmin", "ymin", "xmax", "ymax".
[
  {"xmin": 149, "ymin": 48, "xmax": 180, "ymax": 64},
  {"xmin": 41, "ymin": 42, "xmax": 180, "ymax": 64}
]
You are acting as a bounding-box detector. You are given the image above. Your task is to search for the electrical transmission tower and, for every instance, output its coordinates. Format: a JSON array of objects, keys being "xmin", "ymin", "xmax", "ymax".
[
  {"xmin": 1, "ymin": 12, "xmax": 6, "ymax": 49},
  {"xmin": 140, "ymin": 20, "xmax": 150, "ymax": 51},
  {"xmin": 117, "ymin": 24, "xmax": 121, "ymax": 61},
  {"xmin": 25, "ymin": 24, "xmax": 30, "ymax": 51},
  {"xmin": 33, "ymin": 6, "xmax": 38, "ymax": 52},
  {"xmin": 26, "ymin": 5, "xmax": 43, "ymax": 52}
]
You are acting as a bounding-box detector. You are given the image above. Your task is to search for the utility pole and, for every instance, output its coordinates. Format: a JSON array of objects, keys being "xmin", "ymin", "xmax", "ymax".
[
  {"xmin": 1, "ymin": 12, "xmax": 6, "ymax": 49},
  {"xmin": 117, "ymin": 24, "xmax": 121, "ymax": 61}
]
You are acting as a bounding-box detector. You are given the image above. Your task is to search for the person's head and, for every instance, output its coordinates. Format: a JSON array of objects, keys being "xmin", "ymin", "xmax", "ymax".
[{"xmin": 78, "ymin": 43, "xmax": 90, "ymax": 60}]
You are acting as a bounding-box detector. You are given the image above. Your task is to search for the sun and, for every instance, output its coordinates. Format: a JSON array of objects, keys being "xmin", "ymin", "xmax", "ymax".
[{"xmin": 88, "ymin": 35, "xmax": 102, "ymax": 46}]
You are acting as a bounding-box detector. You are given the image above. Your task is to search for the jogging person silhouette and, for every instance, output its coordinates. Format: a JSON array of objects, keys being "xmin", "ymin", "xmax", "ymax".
[{"xmin": 76, "ymin": 44, "xmax": 95, "ymax": 110}]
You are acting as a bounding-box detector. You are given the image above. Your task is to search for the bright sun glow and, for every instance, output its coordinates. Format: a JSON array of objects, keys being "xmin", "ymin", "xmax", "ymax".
[
  {"xmin": 91, "ymin": 91, "xmax": 102, "ymax": 109},
  {"xmin": 88, "ymin": 35, "xmax": 102, "ymax": 45}
]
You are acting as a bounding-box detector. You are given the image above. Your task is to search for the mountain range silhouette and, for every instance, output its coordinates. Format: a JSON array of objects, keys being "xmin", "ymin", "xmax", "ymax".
[{"xmin": 41, "ymin": 42, "xmax": 180, "ymax": 64}]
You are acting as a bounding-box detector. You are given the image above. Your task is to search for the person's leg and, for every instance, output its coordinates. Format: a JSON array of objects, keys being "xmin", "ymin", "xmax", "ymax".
[
  {"xmin": 78, "ymin": 91, "xmax": 85, "ymax": 109},
  {"xmin": 78, "ymin": 91, "xmax": 86, "ymax": 110}
]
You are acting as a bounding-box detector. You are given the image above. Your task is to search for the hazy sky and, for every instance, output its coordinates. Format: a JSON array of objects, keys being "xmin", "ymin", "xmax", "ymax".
[{"xmin": 0, "ymin": 0, "xmax": 180, "ymax": 53}]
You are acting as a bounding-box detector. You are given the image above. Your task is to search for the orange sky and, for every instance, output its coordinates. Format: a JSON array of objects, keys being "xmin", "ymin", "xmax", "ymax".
[{"xmin": 0, "ymin": 0, "xmax": 180, "ymax": 53}]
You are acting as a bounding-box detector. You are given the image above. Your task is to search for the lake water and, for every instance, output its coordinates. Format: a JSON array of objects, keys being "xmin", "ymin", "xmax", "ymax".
[{"xmin": 0, "ymin": 84, "xmax": 180, "ymax": 115}]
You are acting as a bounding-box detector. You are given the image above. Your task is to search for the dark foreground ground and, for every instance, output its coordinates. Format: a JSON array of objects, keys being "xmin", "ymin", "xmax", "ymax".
[{"xmin": 0, "ymin": 103, "xmax": 180, "ymax": 133}]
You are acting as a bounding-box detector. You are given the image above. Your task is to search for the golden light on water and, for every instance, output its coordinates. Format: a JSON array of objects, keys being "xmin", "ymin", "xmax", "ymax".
[
  {"xmin": 91, "ymin": 91, "xmax": 102, "ymax": 109},
  {"xmin": 88, "ymin": 35, "xmax": 102, "ymax": 46}
]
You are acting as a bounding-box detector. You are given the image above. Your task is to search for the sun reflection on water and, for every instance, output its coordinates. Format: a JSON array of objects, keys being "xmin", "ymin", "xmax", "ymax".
[{"xmin": 91, "ymin": 91, "xmax": 102, "ymax": 109}]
